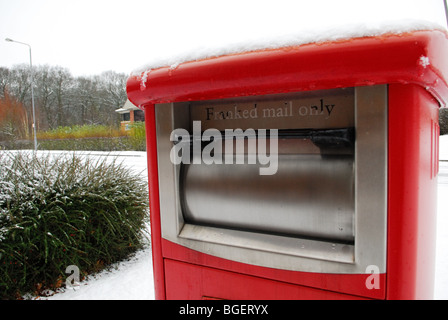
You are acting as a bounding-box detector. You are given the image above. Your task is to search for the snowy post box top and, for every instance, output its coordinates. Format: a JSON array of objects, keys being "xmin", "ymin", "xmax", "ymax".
[{"xmin": 126, "ymin": 20, "xmax": 448, "ymax": 108}]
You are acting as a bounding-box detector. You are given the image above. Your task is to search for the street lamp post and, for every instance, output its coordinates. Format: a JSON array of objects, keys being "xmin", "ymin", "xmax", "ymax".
[{"xmin": 5, "ymin": 38, "xmax": 38, "ymax": 151}]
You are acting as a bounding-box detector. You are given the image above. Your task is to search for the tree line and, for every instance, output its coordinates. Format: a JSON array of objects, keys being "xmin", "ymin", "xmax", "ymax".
[
  {"xmin": 1, "ymin": 63, "xmax": 447, "ymax": 141},
  {"xmin": 0, "ymin": 64, "xmax": 128, "ymax": 140}
]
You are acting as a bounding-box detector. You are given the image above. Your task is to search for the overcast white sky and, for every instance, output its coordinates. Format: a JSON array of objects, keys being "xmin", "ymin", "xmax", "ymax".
[{"xmin": 0, "ymin": 0, "xmax": 446, "ymax": 77}]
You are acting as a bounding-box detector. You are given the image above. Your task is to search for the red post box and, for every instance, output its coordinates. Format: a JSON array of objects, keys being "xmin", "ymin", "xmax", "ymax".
[{"xmin": 127, "ymin": 28, "xmax": 448, "ymax": 300}]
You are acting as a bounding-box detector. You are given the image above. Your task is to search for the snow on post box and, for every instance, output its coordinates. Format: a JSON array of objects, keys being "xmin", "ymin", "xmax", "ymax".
[{"xmin": 127, "ymin": 26, "xmax": 448, "ymax": 300}]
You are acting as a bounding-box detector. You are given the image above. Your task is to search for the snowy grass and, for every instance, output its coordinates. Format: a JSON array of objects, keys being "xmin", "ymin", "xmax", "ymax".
[
  {"xmin": 0, "ymin": 151, "xmax": 149, "ymax": 299},
  {"xmin": 32, "ymin": 246, "xmax": 154, "ymax": 300}
]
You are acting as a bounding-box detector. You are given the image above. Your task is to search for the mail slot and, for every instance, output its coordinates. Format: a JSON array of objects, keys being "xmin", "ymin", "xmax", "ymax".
[
  {"xmin": 127, "ymin": 29, "xmax": 448, "ymax": 300},
  {"xmin": 180, "ymin": 99, "xmax": 356, "ymax": 243},
  {"xmin": 181, "ymin": 145, "xmax": 355, "ymax": 243}
]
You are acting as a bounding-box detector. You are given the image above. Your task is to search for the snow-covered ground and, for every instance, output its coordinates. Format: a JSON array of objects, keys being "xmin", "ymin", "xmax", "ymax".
[
  {"xmin": 12, "ymin": 136, "xmax": 448, "ymax": 300},
  {"xmin": 40, "ymin": 246, "xmax": 155, "ymax": 300},
  {"xmin": 435, "ymin": 136, "xmax": 448, "ymax": 300}
]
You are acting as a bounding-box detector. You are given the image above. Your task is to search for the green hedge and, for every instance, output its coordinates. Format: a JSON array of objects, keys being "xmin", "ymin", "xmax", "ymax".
[
  {"xmin": 0, "ymin": 123, "xmax": 147, "ymax": 152},
  {"xmin": 0, "ymin": 151, "xmax": 149, "ymax": 299}
]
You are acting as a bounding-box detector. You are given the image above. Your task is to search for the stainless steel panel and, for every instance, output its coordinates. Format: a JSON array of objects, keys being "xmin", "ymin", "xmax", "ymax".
[
  {"xmin": 190, "ymin": 88, "xmax": 355, "ymax": 131},
  {"xmin": 181, "ymin": 153, "xmax": 354, "ymax": 242},
  {"xmin": 179, "ymin": 224, "xmax": 355, "ymax": 264},
  {"xmin": 156, "ymin": 86, "xmax": 388, "ymax": 273},
  {"xmin": 354, "ymin": 85, "xmax": 388, "ymax": 272}
]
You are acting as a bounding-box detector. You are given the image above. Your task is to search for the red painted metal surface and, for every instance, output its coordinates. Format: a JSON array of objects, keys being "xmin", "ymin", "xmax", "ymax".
[
  {"xmin": 161, "ymin": 239, "xmax": 385, "ymax": 300},
  {"xmin": 164, "ymin": 259, "xmax": 369, "ymax": 300},
  {"xmin": 133, "ymin": 30, "xmax": 448, "ymax": 300},
  {"xmin": 128, "ymin": 30, "xmax": 448, "ymax": 108},
  {"xmin": 387, "ymin": 84, "xmax": 439, "ymax": 299},
  {"xmin": 144, "ymin": 105, "xmax": 165, "ymax": 300}
]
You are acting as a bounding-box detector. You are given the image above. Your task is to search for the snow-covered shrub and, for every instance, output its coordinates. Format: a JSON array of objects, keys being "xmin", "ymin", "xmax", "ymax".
[
  {"xmin": 440, "ymin": 108, "xmax": 448, "ymax": 136},
  {"xmin": 0, "ymin": 152, "xmax": 149, "ymax": 299}
]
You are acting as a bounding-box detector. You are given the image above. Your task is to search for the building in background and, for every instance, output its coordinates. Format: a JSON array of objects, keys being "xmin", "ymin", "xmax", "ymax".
[{"xmin": 115, "ymin": 99, "xmax": 144, "ymax": 131}]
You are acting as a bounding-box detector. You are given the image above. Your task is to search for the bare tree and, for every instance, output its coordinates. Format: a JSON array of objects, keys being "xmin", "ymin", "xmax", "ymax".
[
  {"xmin": 93, "ymin": 71, "xmax": 127, "ymax": 126},
  {"xmin": 0, "ymin": 67, "xmax": 11, "ymax": 98},
  {"xmin": 1, "ymin": 65, "xmax": 128, "ymax": 131},
  {"xmin": 73, "ymin": 76, "xmax": 99, "ymax": 125},
  {"xmin": 53, "ymin": 67, "xmax": 73, "ymax": 127}
]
